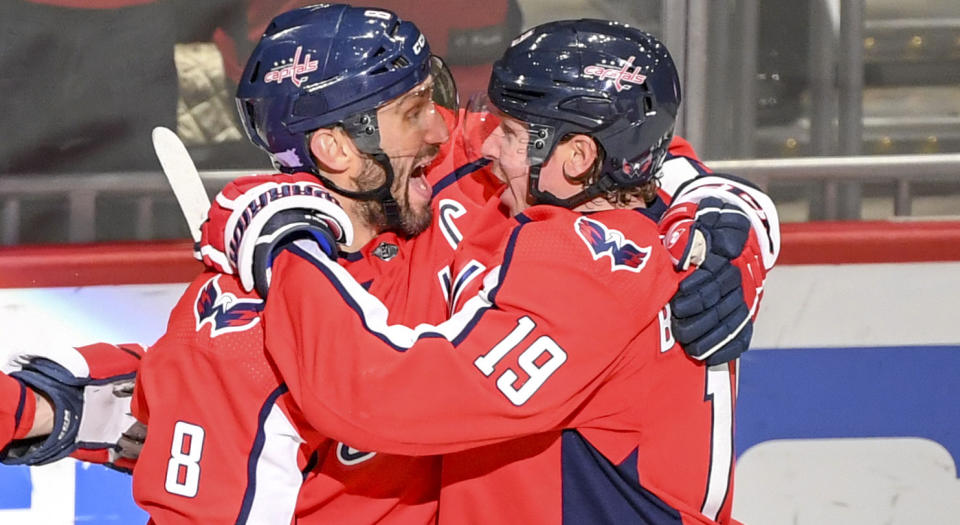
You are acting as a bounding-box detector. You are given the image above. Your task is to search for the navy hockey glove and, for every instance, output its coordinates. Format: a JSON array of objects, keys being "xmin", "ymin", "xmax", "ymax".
[
  {"xmin": 670, "ymin": 254, "xmax": 752, "ymax": 365},
  {"xmin": 199, "ymin": 174, "xmax": 353, "ymax": 298},
  {"xmin": 661, "ymin": 197, "xmax": 756, "ymax": 364},
  {"xmin": 661, "ymin": 197, "xmax": 751, "ymax": 270},
  {"xmin": 3, "ymin": 361, "xmax": 81, "ymax": 464},
  {"xmin": 1, "ymin": 343, "xmax": 144, "ymax": 470}
]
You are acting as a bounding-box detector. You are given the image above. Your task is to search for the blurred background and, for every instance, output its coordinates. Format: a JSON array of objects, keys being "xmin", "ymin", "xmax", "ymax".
[{"xmin": 0, "ymin": 0, "xmax": 957, "ymax": 245}]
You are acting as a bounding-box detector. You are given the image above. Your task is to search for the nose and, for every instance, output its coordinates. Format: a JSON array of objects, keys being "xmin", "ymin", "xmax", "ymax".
[
  {"xmin": 480, "ymin": 128, "xmax": 503, "ymax": 160},
  {"xmin": 424, "ymin": 106, "xmax": 450, "ymax": 146}
]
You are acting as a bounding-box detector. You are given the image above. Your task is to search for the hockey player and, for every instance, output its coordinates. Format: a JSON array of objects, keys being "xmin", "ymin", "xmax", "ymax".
[
  {"xmin": 223, "ymin": 19, "xmax": 778, "ymax": 524},
  {"xmin": 128, "ymin": 5, "xmax": 463, "ymax": 523}
]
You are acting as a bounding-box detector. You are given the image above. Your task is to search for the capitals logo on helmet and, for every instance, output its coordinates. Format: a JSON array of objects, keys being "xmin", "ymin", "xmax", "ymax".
[
  {"xmin": 194, "ymin": 276, "xmax": 264, "ymax": 337},
  {"xmin": 575, "ymin": 217, "xmax": 650, "ymax": 272},
  {"xmin": 582, "ymin": 55, "xmax": 648, "ymax": 92}
]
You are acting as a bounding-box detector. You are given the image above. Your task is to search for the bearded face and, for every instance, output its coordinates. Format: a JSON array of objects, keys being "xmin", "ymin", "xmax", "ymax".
[{"xmin": 354, "ymin": 146, "xmax": 437, "ymax": 236}]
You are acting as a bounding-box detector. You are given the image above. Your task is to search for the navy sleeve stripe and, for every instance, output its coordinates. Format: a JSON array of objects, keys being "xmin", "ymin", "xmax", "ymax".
[
  {"xmin": 431, "ymin": 158, "xmax": 491, "ymax": 197},
  {"xmin": 116, "ymin": 346, "xmax": 143, "ymax": 360}
]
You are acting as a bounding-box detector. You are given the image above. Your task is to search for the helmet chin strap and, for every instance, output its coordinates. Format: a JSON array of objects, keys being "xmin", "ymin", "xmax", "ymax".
[
  {"xmin": 310, "ymin": 110, "xmax": 405, "ymax": 231},
  {"xmin": 368, "ymin": 152, "xmax": 404, "ymax": 230},
  {"xmin": 309, "ymin": 155, "xmax": 404, "ymax": 232},
  {"xmin": 527, "ymin": 164, "xmax": 618, "ymax": 210}
]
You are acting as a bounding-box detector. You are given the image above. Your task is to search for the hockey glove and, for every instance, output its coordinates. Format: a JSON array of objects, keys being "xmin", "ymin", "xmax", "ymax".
[
  {"xmin": 670, "ymin": 254, "xmax": 752, "ymax": 365},
  {"xmin": 661, "ymin": 197, "xmax": 751, "ymax": 270},
  {"xmin": 660, "ymin": 197, "xmax": 763, "ymax": 364},
  {"xmin": 199, "ymin": 173, "xmax": 353, "ymax": 297},
  {"xmin": 1, "ymin": 343, "xmax": 144, "ymax": 471}
]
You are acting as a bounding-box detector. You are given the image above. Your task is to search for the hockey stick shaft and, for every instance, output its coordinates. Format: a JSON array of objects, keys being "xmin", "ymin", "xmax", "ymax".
[{"xmin": 151, "ymin": 126, "xmax": 210, "ymax": 243}]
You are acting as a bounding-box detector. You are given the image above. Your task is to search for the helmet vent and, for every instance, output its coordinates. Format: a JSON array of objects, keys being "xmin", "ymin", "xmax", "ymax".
[
  {"xmin": 502, "ymin": 87, "xmax": 545, "ymax": 102},
  {"xmin": 372, "ymin": 46, "xmax": 388, "ymax": 59},
  {"xmin": 244, "ymin": 101, "xmax": 259, "ymax": 136},
  {"xmin": 392, "ymin": 56, "xmax": 410, "ymax": 68},
  {"xmin": 248, "ymin": 61, "xmax": 262, "ymax": 84},
  {"xmin": 559, "ymin": 96, "xmax": 616, "ymax": 121},
  {"xmin": 643, "ymin": 96, "xmax": 653, "ymax": 115}
]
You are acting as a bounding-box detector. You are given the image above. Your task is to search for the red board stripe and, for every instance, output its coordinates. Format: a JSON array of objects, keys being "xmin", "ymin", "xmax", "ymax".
[
  {"xmin": 1, "ymin": 221, "xmax": 959, "ymax": 288},
  {"xmin": 0, "ymin": 241, "xmax": 201, "ymax": 288},
  {"xmin": 779, "ymin": 221, "xmax": 960, "ymax": 265}
]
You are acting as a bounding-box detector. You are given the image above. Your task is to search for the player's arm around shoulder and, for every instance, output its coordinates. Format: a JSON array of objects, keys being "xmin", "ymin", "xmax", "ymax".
[{"xmin": 253, "ymin": 216, "xmax": 664, "ymax": 452}]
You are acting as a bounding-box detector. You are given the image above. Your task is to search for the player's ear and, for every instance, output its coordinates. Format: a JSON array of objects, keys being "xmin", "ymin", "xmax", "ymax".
[
  {"xmin": 562, "ymin": 134, "xmax": 598, "ymax": 181},
  {"xmin": 309, "ymin": 128, "xmax": 357, "ymax": 174}
]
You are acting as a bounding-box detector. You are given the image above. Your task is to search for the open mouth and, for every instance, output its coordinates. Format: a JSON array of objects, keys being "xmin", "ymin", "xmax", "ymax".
[{"xmin": 408, "ymin": 161, "xmax": 432, "ymax": 200}]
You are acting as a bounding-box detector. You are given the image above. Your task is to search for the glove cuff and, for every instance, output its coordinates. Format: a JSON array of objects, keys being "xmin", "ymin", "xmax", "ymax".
[
  {"xmin": 3, "ymin": 360, "xmax": 83, "ymax": 465},
  {"xmin": 217, "ymin": 182, "xmax": 352, "ymax": 292}
]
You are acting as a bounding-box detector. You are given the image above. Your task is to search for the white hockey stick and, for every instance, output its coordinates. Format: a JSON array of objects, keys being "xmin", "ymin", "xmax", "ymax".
[{"xmin": 151, "ymin": 126, "xmax": 210, "ymax": 243}]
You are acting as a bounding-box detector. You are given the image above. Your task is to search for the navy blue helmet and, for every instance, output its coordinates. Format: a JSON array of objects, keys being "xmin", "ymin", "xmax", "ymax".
[
  {"xmin": 236, "ymin": 4, "xmax": 456, "ymax": 227},
  {"xmin": 238, "ymin": 4, "xmax": 434, "ymax": 170},
  {"xmin": 488, "ymin": 19, "xmax": 681, "ymax": 208}
]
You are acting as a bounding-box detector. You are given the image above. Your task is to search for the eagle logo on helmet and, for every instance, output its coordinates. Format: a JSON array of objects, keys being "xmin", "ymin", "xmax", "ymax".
[
  {"xmin": 575, "ymin": 217, "xmax": 651, "ymax": 272},
  {"xmin": 194, "ymin": 276, "xmax": 264, "ymax": 337}
]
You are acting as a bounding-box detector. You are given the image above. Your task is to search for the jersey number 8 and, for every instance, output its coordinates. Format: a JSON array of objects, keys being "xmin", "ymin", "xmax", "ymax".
[{"xmin": 164, "ymin": 421, "xmax": 206, "ymax": 498}]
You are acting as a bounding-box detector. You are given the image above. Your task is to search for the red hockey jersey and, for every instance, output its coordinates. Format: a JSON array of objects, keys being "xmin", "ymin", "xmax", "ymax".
[{"xmin": 263, "ymin": 202, "xmax": 739, "ymax": 524}]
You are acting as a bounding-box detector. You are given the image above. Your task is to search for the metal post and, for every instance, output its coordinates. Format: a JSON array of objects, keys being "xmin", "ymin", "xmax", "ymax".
[
  {"xmin": 734, "ymin": 0, "xmax": 759, "ymax": 158},
  {"xmin": 135, "ymin": 196, "xmax": 154, "ymax": 240},
  {"xmin": 705, "ymin": 0, "xmax": 733, "ymax": 159},
  {"xmin": 895, "ymin": 180, "xmax": 912, "ymax": 216},
  {"xmin": 808, "ymin": 0, "xmax": 837, "ymax": 155},
  {"xmin": 809, "ymin": 0, "xmax": 838, "ymax": 219},
  {"xmin": 683, "ymin": 0, "xmax": 710, "ymax": 153},
  {"xmin": 838, "ymin": 0, "xmax": 865, "ymax": 218},
  {"xmin": 661, "ymin": 1, "xmax": 689, "ymax": 140},
  {"xmin": 68, "ymin": 190, "xmax": 97, "ymax": 242},
  {"xmin": 1, "ymin": 199, "xmax": 19, "ymax": 246}
]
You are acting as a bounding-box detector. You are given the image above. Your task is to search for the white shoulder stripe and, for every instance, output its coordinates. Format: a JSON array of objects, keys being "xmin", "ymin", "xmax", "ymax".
[{"xmin": 308, "ymin": 252, "xmax": 503, "ymax": 349}]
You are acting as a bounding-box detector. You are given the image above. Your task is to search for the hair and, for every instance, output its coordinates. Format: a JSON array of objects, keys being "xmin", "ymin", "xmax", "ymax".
[{"xmin": 560, "ymin": 135, "xmax": 659, "ymax": 208}]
